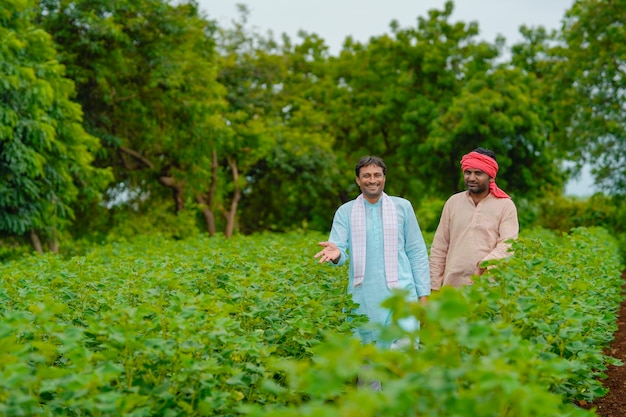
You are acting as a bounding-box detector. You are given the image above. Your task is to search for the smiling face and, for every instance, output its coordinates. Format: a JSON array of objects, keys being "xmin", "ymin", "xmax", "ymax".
[
  {"xmin": 356, "ymin": 164, "xmax": 386, "ymax": 203},
  {"xmin": 464, "ymin": 168, "xmax": 491, "ymax": 196}
]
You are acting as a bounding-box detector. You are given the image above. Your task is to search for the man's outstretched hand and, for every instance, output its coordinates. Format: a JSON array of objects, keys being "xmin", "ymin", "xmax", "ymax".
[{"xmin": 315, "ymin": 241, "xmax": 340, "ymax": 264}]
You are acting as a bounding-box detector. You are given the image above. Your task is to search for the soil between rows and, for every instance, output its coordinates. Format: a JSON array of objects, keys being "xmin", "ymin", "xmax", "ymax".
[{"xmin": 578, "ymin": 269, "xmax": 626, "ymax": 416}]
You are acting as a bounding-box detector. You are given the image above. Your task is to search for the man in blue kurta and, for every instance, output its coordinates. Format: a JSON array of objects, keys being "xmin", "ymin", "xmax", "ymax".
[{"xmin": 315, "ymin": 156, "xmax": 430, "ymax": 349}]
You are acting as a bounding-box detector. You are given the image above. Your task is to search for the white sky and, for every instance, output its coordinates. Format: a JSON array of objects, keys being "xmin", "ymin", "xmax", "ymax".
[
  {"xmin": 199, "ymin": 0, "xmax": 574, "ymax": 53},
  {"xmin": 196, "ymin": 0, "xmax": 594, "ymax": 195}
]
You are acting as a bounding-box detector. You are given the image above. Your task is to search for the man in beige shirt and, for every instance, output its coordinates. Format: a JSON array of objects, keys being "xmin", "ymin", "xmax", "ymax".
[{"xmin": 430, "ymin": 148, "xmax": 519, "ymax": 290}]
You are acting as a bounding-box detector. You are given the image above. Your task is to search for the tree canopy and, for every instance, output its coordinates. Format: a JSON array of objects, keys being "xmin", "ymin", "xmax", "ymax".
[
  {"xmin": 1, "ymin": 0, "xmax": 623, "ymax": 249},
  {"xmin": 0, "ymin": 0, "xmax": 111, "ymax": 251}
]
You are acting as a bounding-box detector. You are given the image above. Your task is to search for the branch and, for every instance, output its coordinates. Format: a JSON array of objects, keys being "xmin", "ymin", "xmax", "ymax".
[{"xmin": 118, "ymin": 146, "xmax": 154, "ymax": 169}]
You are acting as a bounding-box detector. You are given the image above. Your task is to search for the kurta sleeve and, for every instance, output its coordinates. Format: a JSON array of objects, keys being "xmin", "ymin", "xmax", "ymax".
[
  {"xmin": 404, "ymin": 202, "xmax": 431, "ymax": 297},
  {"xmin": 328, "ymin": 203, "xmax": 351, "ymax": 267},
  {"xmin": 480, "ymin": 199, "xmax": 519, "ymax": 264},
  {"xmin": 429, "ymin": 199, "xmax": 451, "ymax": 291}
]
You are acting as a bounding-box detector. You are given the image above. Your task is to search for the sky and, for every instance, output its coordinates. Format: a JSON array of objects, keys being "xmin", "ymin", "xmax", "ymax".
[{"xmin": 195, "ymin": 0, "xmax": 594, "ymax": 196}]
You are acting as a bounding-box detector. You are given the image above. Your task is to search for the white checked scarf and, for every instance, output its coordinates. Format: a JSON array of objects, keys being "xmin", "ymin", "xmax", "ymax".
[{"xmin": 350, "ymin": 192, "xmax": 399, "ymax": 289}]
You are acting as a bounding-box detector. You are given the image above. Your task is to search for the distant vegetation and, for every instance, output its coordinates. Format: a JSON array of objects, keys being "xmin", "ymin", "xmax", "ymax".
[{"xmin": 1, "ymin": 0, "xmax": 625, "ymax": 254}]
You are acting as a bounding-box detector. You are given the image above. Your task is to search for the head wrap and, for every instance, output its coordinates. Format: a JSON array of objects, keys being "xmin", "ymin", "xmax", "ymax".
[{"xmin": 460, "ymin": 151, "xmax": 510, "ymax": 199}]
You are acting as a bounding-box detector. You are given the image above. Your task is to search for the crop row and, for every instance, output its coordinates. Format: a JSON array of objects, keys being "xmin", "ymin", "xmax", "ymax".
[{"xmin": 0, "ymin": 227, "xmax": 623, "ymax": 416}]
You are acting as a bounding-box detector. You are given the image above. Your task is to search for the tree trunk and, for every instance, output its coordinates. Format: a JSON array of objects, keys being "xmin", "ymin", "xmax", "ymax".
[
  {"xmin": 49, "ymin": 229, "xmax": 59, "ymax": 253},
  {"xmin": 159, "ymin": 176, "xmax": 185, "ymax": 212},
  {"xmin": 30, "ymin": 230, "xmax": 43, "ymax": 254},
  {"xmin": 198, "ymin": 199, "xmax": 216, "ymax": 236},
  {"xmin": 223, "ymin": 155, "xmax": 241, "ymax": 238}
]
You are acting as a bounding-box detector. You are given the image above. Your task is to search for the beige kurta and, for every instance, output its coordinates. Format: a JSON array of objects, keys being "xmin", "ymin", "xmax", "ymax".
[{"xmin": 429, "ymin": 191, "xmax": 519, "ymax": 290}]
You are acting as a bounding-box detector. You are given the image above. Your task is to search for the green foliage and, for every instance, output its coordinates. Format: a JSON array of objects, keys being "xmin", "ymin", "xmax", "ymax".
[
  {"xmin": 557, "ymin": 0, "xmax": 626, "ymax": 194},
  {"xmin": 482, "ymin": 227, "xmax": 623, "ymax": 401},
  {"xmin": 102, "ymin": 203, "xmax": 203, "ymax": 243},
  {"xmin": 242, "ymin": 227, "xmax": 622, "ymax": 417},
  {"xmin": 288, "ymin": 0, "xmax": 566, "ymax": 213},
  {"xmin": 414, "ymin": 196, "xmax": 446, "ymax": 233},
  {"xmin": 38, "ymin": 0, "xmax": 226, "ymax": 232},
  {"xmin": 216, "ymin": 12, "xmax": 340, "ymax": 234},
  {"xmin": 513, "ymin": 0, "xmax": 626, "ymax": 195},
  {"xmin": 527, "ymin": 193, "xmax": 626, "ymax": 261},
  {"xmin": 12, "ymin": 0, "xmax": 621, "ymax": 238},
  {"xmin": 1, "ymin": 0, "xmax": 619, "ymax": 242},
  {"xmin": 0, "ymin": 231, "xmax": 360, "ymax": 416},
  {"xmin": 0, "ymin": 237, "xmax": 32, "ymax": 262},
  {"xmin": 0, "ymin": 228, "xmax": 622, "ymax": 415},
  {"xmin": 535, "ymin": 194, "xmax": 622, "ymax": 231},
  {"xmin": 426, "ymin": 65, "xmax": 566, "ymax": 198},
  {"xmin": 0, "ymin": 0, "xmax": 112, "ymax": 245}
]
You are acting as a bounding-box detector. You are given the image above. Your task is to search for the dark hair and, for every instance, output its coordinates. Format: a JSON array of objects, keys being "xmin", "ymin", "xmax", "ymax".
[
  {"xmin": 355, "ymin": 155, "xmax": 387, "ymax": 177},
  {"xmin": 473, "ymin": 147, "xmax": 497, "ymax": 161}
]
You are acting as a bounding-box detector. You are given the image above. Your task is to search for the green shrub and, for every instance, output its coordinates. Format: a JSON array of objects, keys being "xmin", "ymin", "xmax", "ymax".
[
  {"xmin": 415, "ymin": 197, "xmax": 446, "ymax": 233},
  {"xmin": 0, "ymin": 228, "xmax": 622, "ymax": 416}
]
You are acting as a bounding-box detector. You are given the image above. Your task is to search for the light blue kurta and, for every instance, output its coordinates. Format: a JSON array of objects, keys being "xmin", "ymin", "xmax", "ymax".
[{"xmin": 329, "ymin": 196, "xmax": 430, "ymax": 347}]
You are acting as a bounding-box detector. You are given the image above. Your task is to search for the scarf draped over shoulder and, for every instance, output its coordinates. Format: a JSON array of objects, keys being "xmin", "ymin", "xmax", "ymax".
[{"xmin": 350, "ymin": 192, "xmax": 400, "ymax": 289}]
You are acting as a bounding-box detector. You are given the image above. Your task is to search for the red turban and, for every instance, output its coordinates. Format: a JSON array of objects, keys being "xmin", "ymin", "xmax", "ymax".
[{"xmin": 460, "ymin": 151, "xmax": 510, "ymax": 199}]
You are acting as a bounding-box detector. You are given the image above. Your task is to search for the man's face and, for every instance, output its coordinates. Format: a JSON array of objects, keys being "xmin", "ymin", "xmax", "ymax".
[
  {"xmin": 464, "ymin": 168, "xmax": 491, "ymax": 194},
  {"xmin": 356, "ymin": 164, "xmax": 386, "ymax": 202}
]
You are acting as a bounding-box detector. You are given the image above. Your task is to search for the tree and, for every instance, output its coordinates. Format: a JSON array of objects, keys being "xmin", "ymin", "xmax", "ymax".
[
  {"xmin": 553, "ymin": 0, "xmax": 626, "ymax": 194},
  {"xmin": 324, "ymin": 1, "xmax": 564, "ymax": 201},
  {"xmin": 38, "ymin": 0, "xmax": 227, "ymax": 235},
  {"xmin": 214, "ymin": 6, "xmax": 340, "ymax": 234},
  {"xmin": 426, "ymin": 66, "xmax": 566, "ymax": 197},
  {"xmin": 0, "ymin": 0, "xmax": 111, "ymax": 252}
]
